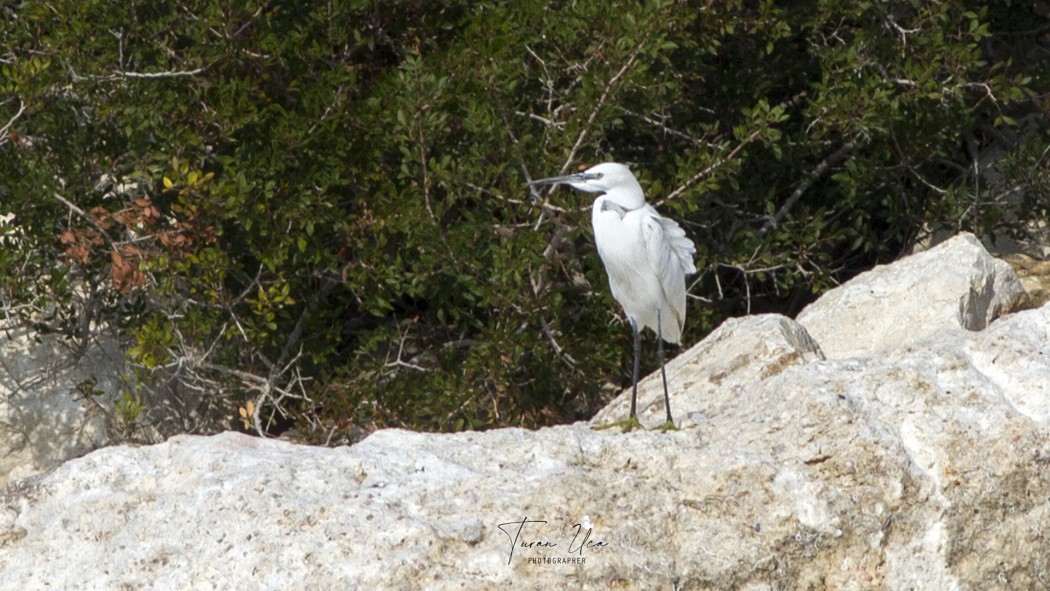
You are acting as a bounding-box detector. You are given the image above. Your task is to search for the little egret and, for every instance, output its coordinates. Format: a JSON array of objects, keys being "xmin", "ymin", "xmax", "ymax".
[{"xmin": 530, "ymin": 162, "xmax": 696, "ymax": 429}]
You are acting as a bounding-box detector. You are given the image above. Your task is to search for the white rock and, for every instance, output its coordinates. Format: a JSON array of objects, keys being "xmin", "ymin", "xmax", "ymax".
[
  {"xmin": 796, "ymin": 232, "xmax": 1025, "ymax": 359},
  {"xmin": 591, "ymin": 313, "xmax": 825, "ymax": 428},
  {"xmin": 0, "ymin": 326, "xmax": 123, "ymax": 487},
  {"xmin": 3, "ymin": 298, "xmax": 1048, "ymax": 589},
  {"xmin": 0, "ymin": 322, "xmax": 233, "ymax": 489}
]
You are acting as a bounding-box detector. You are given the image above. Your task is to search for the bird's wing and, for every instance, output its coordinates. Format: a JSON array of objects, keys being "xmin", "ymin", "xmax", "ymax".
[
  {"xmin": 641, "ymin": 209, "xmax": 696, "ymax": 277},
  {"xmin": 641, "ymin": 209, "xmax": 697, "ymax": 334}
]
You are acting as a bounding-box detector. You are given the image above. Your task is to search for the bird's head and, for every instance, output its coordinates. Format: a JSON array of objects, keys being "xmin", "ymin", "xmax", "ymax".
[{"xmin": 529, "ymin": 162, "xmax": 645, "ymax": 209}]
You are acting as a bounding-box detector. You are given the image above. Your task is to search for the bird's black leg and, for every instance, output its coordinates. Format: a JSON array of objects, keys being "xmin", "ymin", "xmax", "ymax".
[
  {"xmin": 629, "ymin": 317, "xmax": 640, "ymax": 419},
  {"xmin": 591, "ymin": 317, "xmax": 643, "ymax": 432},
  {"xmin": 657, "ymin": 308, "xmax": 673, "ymax": 424}
]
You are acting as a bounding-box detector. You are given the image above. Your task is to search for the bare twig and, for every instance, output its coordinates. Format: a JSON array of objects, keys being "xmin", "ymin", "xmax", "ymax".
[
  {"xmin": 412, "ymin": 74, "xmax": 437, "ymax": 228},
  {"xmin": 962, "ymin": 82, "xmax": 999, "ymax": 106},
  {"xmin": 0, "ymin": 99, "xmax": 26, "ymax": 147},
  {"xmin": 52, "ymin": 192, "xmax": 118, "ymax": 246},
  {"xmin": 760, "ymin": 143, "xmax": 855, "ymax": 235},
  {"xmin": 659, "ymin": 128, "xmax": 763, "ymax": 206},
  {"xmin": 618, "ymin": 107, "xmax": 718, "ymax": 148},
  {"xmin": 660, "ymin": 92, "xmax": 808, "ymax": 206},
  {"xmin": 69, "ymin": 64, "xmax": 211, "ymax": 83},
  {"xmin": 525, "ymin": 44, "xmax": 556, "ymax": 117},
  {"xmin": 514, "ymin": 110, "xmax": 564, "ymax": 129},
  {"xmin": 907, "ymin": 167, "xmax": 949, "ymax": 195},
  {"xmin": 539, "ymin": 316, "xmax": 577, "ymax": 368},
  {"xmin": 272, "ymin": 280, "xmax": 333, "ymax": 380},
  {"xmin": 467, "ymin": 181, "xmax": 571, "ymax": 215},
  {"xmin": 383, "ymin": 320, "xmax": 429, "ymax": 374},
  {"xmin": 505, "ymin": 115, "xmax": 571, "ymax": 231},
  {"xmin": 198, "ymin": 361, "xmax": 311, "ymax": 436},
  {"xmin": 885, "ymin": 16, "xmax": 921, "ymax": 49},
  {"xmin": 559, "ymin": 44, "xmax": 645, "ymax": 176},
  {"xmin": 116, "ymin": 66, "xmax": 211, "ymax": 79},
  {"xmin": 307, "ymin": 86, "xmax": 343, "ymax": 135}
]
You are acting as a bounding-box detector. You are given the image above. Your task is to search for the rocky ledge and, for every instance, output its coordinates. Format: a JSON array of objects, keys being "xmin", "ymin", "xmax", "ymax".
[{"xmin": 1, "ymin": 233, "xmax": 1047, "ymax": 590}]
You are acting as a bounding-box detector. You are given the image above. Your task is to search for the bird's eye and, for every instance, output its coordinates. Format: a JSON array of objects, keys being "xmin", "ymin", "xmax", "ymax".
[{"xmin": 594, "ymin": 173, "xmax": 604, "ymax": 179}]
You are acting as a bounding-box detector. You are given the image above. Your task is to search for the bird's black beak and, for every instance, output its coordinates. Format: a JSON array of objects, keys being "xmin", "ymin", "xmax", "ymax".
[{"xmin": 528, "ymin": 172, "xmax": 600, "ymax": 186}]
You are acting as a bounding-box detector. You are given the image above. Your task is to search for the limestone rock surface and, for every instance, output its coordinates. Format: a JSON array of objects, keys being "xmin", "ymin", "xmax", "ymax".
[
  {"xmin": 0, "ymin": 326, "xmax": 232, "ymax": 489},
  {"xmin": 590, "ymin": 313, "xmax": 826, "ymax": 428},
  {"xmin": 0, "ymin": 327, "xmax": 122, "ymax": 488},
  {"xmin": 796, "ymin": 232, "xmax": 1026, "ymax": 359},
  {"xmin": 2, "ymin": 234, "xmax": 1048, "ymax": 590}
]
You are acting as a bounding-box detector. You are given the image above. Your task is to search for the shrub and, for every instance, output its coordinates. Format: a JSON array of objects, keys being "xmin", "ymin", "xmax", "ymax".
[{"xmin": 1, "ymin": 0, "xmax": 1045, "ymax": 437}]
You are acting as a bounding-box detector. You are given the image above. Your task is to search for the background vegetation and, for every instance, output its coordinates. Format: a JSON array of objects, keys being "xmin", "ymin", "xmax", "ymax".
[{"xmin": 1, "ymin": 1, "xmax": 1047, "ymax": 440}]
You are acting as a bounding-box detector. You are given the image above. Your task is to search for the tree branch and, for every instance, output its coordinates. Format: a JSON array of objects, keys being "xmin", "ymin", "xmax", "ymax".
[
  {"xmin": 658, "ymin": 128, "xmax": 763, "ymax": 206},
  {"xmin": 69, "ymin": 64, "xmax": 211, "ymax": 83},
  {"xmin": 660, "ymin": 92, "xmax": 808, "ymax": 206},
  {"xmin": 0, "ymin": 100, "xmax": 27, "ymax": 148},
  {"xmin": 618, "ymin": 107, "xmax": 717, "ymax": 148},
  {"xmin": 759, "ymin": 143, "xmax": 854, "ymax": 235},
  {"xmin": 52, "ymin": 192, "xmax": 118, "ymax": 246},
  {"xmin": 559, "ymin": 43, "xmax": 645, "ymax": 176}
]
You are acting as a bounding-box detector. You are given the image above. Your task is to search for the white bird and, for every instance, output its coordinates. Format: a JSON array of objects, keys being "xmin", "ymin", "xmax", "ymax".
[{"xmin": 530, "ymin": 162, "xmax": 696, "ymax": 428}]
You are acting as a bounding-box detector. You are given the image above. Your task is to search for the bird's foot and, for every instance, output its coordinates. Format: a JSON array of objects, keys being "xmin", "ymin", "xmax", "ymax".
[
  {"xmin": 591, "ymin": 416, "xmax": 644, "ymax": 433},
  {"xmin": 649, "ymin": 420, "xmax": 679, "ymax": 432}
]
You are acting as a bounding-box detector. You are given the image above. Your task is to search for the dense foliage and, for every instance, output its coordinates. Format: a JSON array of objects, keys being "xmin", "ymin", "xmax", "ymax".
[{"xmin": 1, "ymin": 1, "xmax": 1047, "ymax": 438}]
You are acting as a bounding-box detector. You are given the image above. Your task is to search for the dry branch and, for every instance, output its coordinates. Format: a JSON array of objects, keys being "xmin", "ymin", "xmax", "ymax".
[
  {"xmin": 0, "ymin": 100, "xmax": 27, "ymax": 147},
  {"xmin": 759, "ymin": 143, "xmax": 855, "ymax": 235}
]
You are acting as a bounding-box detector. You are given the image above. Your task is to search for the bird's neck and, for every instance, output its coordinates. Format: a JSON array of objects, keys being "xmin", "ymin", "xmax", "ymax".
[
  {"xmin": 597, "ymin": 196, "xmax": 628, "ymax": 218},
  {"xmin": 597, "ymin": 188, "xmax": 645, "ymax": 215}
]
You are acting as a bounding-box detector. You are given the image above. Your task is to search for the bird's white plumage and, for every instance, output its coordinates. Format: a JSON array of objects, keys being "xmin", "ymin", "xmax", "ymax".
[
  {"xmin": 580, "ymin": 163, "xmax": 696, "ymax": 343},
  {"xmin": 528, "ymin": 161, "xmax": 696, "ymax": 424}
]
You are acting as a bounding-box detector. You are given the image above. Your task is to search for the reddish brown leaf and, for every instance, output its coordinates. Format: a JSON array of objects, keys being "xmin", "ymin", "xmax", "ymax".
[{"xmin": 109, "ymin": 249, "xmax": 145, "ymax": 294}]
